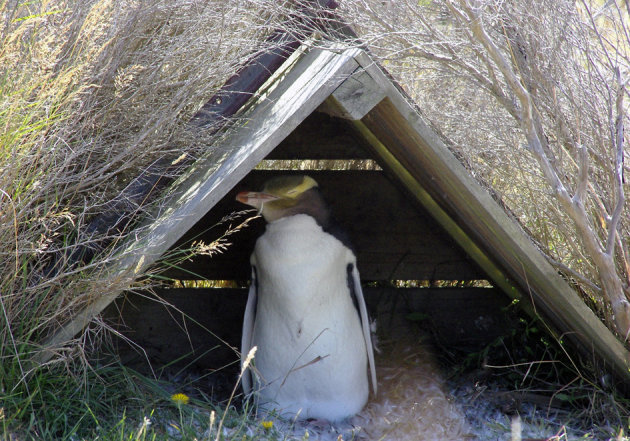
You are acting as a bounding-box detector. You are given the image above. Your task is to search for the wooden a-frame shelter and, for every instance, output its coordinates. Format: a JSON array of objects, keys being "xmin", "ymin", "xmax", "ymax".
[{"xmin": 37, "ymin": 44, "xmax": 630, "ymax": 387}]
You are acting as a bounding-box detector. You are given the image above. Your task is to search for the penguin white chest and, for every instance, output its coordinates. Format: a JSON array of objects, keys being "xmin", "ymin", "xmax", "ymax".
[{"xmin": 250, "ymin": 214, "xmax": 369, "ymax": 421}]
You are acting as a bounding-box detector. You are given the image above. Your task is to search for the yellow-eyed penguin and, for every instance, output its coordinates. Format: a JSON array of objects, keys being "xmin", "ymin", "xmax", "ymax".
[{"xmin": 236, "ymin": 175, "xmax": 377, "ymax": 422}]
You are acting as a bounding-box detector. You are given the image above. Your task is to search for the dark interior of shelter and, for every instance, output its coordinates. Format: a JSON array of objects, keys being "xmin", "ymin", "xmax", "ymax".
[{"xmin": 103, "ymin": 105, "xmax": 521, "ymax": 403}]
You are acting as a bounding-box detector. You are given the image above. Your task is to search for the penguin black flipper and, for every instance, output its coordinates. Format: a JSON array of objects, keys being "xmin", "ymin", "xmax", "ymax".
[
  {"xmin": 241, "ymin": 264, "xmax": 258, "ymax": 394},
  {"xmin": 330, "ymin": 220, "xmax": 376, "ymax": 395},
  {"xmin": 347, "ymin": 260, "xmax": 378, "ymax": 395}
]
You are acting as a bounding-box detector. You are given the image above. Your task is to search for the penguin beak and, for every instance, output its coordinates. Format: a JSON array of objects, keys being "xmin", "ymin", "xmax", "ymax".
[{"xmin": 236, "ymin": 191, "xmax": 279, "ymax": 209}]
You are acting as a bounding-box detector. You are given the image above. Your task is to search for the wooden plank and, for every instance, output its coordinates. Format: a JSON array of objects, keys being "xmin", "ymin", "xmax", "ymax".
[
  {"xmin": 350, "ymin": 51, "xmax": 630, "ymax": 384},
  {"xmin": 365, "ymin": 287, "xmax": 512, "ymax": 351},
  {"xmin": 190, "ymin": 0, "xmax": 340, "ymax": 128},
  {"xmin": 160, "ymin": 250, "xmax": 481, "ymax": 281},
  {"xmin": 156, "ymin": 170, "xmax": 487, "ymax": 281},
  {"xmin": 34, "ymin": 47, "xmax": 363, "ymax": 365},
  {"xmin": 323, "ymin": 68, "xmax": 386, "ymax": 120},
  {"xmin": 107, "ymin": 286, "xmax": 510, "ymax": 372},
  {"xmin": 105, "ymin": 288, "xmax": 247, "ymax": 372},
  {"xmin": 264, "ymin": 112, "xmax": 375, "ymax": 159},
  {"xmin": 349, "ymin": 121, "xmax": 523, "ymax": 297}
]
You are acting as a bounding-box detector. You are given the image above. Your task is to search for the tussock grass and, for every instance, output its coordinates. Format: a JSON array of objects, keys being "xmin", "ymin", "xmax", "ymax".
[
  {"xmin": 0, "ymin": 0, "xmax": 281, "ymax": 437},
  {"xmin": 0, "ymin": 357, "xmax": 261, "ymax": 440}
]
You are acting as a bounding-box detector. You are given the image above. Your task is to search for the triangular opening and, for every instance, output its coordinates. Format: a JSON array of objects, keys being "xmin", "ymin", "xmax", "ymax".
[{"xmin": 104, "ymin": 109, "xmax": 515, "ymax": 401}]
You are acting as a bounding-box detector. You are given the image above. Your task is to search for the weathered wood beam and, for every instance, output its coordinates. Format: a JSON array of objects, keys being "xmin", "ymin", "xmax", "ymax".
[
  {"xmin": 109, "ymin": 286, "xmax": 510, "ymax": 371},
  {"xmin": 319, "ymin": 67, "xmax": 386, "ymax": 120},
  {"xmin": 264, "ymin": 112, "xmax": 375, "ymax": 159}
]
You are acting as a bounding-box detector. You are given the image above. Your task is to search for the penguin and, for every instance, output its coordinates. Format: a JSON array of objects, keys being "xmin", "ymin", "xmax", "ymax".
[{"xmin": 236, "ymin": 175, "xmax": 377, "ymax": 422}]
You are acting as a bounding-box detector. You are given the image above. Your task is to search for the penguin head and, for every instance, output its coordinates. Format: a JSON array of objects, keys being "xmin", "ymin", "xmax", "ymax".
[{"xmin": 236, "ymin": 175, "xmax": 330, "ymax": 225}]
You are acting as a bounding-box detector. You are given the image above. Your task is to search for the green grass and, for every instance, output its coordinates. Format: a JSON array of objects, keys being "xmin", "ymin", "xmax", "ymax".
[
  {"xmin": 0, "ymin": 2, "xmax": 274, "ymax": 438},
  {"xmin": 1, "ymin": 360, "xmax": 248, "ymax": 441},
  {"xmin": 0, "ymin": 339, "xmax": 297, "ymax": 441}
]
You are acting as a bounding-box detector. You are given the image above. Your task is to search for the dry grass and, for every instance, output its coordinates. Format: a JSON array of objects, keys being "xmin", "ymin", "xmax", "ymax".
[
  {"xmin": 336, "ymin": 0, "xmax": 630, "ymax": 335},
  {"xmin": 0, "ymin": 0, "xmax": 281, "ymax": 436},
  {"xmin": 0, "ymin": 0, "xmax": 272, "ymax": 354}
]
